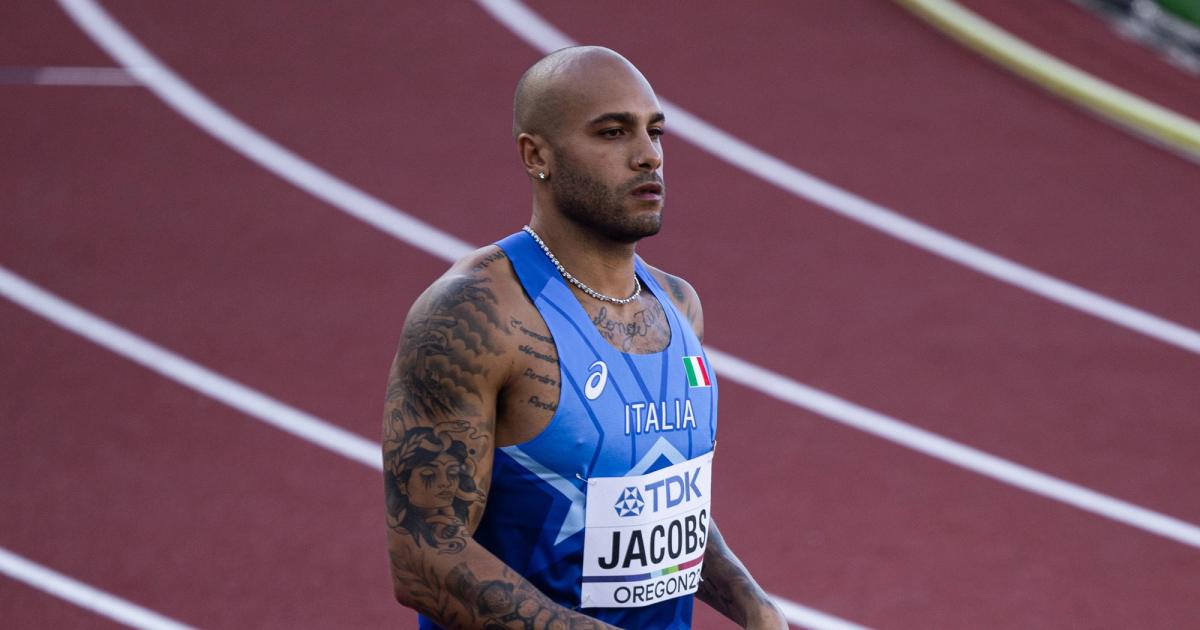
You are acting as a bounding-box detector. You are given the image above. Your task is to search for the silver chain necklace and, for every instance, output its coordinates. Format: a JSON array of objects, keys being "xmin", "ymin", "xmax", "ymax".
[{"xmin": 523, "ymin": 225, "xmax": 642, "ymax": 305}]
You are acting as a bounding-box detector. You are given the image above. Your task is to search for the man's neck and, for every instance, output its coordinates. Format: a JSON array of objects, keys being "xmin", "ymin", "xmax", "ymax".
[{"xmin": 527, "ymin": 216, "xmax": 639, "ymax": 301}]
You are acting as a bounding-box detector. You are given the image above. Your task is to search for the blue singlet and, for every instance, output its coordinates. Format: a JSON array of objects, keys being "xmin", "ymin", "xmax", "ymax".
[{"xmin": 419, "ymin": 230, "xmax": 717, "ymax": 629}]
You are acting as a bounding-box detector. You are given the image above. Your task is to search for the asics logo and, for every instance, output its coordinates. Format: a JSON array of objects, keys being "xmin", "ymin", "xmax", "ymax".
[{"xmin": 584, "ymin": 360, "xmax": 608, "ymax": 400}]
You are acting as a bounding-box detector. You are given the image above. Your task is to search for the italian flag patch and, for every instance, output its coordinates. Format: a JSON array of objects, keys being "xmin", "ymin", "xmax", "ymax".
[{"xmin": 682, "ymin": 355, "xmax": 711, "ymax": 388}]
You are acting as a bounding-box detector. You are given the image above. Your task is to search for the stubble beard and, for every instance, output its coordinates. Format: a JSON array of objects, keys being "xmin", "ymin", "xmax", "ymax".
[{"xmin": 550, "ymin": 148, "xmax": 663, "ymax": 244}]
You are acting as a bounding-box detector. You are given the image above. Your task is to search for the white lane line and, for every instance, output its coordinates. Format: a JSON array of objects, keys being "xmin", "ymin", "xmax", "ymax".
[
  {"xmin": 773, "ymin": 594, "xmax": 872, "ymax": 630},
  {"xmin": 0, "ymin": 66, "xmax": 140, "ymax": 86},
  {"xmin": 0, "ymin": 266, "xmax": 379, "ymax": 470},
  {"xmin": 473, "ymin": 0, "xmax": 1200, "ymax": 357},
  {"xmin": 706, "ymin": 348, "xmax": 1200, "ymax": 549},
  {"xmin": 48, "ymin": 0, "xmax": 1200, "ymax": 609},
  {"xmin": 0, "ymin": 547, "xmax": 197, "ymax": 630},
  {"xmin": 50, "ymin": 0, "xmax": 1200, "ymax": 549},
  {"xmin": 0, "ymin": 268, "xmax": 869, "ymax": 630},
  {"xmin": 57, "ymin": 0, "xmax": 1200, "ymax": 359},
  {"xmin": 53, "ymin": 0, "xmax": 473, "ymax": 264}
]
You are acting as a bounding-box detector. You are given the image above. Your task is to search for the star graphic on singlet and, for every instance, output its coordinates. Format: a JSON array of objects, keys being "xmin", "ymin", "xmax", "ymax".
[{"xmin": 502, "ymin": 438, "xmax": 687, "ymax": 544}]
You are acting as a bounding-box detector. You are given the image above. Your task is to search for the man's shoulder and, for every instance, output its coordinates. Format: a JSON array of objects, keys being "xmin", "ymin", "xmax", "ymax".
[
  {"xmin": 403, "ymin": 245, "xmax": 530, "ymax": 344},
  {"xmin": 417, "ymin": 245, "xmax": 524, "ymax": 308},
  {"xmin": 642, "ymin": 262, "xmax": 701, "ymax": 305},
  {"xmin": 641, "ymin": 261, "xmax": 704, "ymax": 340},
  {"xmin": 456, "ymin": 244, "xmax": 512, "ymax": 278},
  {"xmin": 396, "ymin": 245, "xmax": 530, "ymax": 387}
]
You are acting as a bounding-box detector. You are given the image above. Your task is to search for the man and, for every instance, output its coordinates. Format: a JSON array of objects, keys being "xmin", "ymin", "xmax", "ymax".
[{"xmin": 383, "ymin": 46, "xmax": 786, "ymax": 629}]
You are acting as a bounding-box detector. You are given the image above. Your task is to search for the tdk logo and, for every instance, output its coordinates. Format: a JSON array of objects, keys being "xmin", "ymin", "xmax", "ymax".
[
  {"xmin": 614, "ymin": 487, "xmax": 645, "ymax": 517},
  {"xmin": 615, "ymin": 468, "xmax": 703, "ymax": 518}
]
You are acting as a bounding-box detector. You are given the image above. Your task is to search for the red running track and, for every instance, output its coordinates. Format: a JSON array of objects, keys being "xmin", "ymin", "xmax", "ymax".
[{"xmin": 2, "ymin": 1, "xmax": 1199, "ymax": 628}]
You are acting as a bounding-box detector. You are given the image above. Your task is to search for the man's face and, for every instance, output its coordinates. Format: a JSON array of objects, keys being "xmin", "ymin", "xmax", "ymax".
[
  {"xmin": 403, "ymin": 454, "xmax": 460, "ymax": 510},
  {"xmin": 548, "ymin": 63, "xmax": 665, "ymax": 243}
]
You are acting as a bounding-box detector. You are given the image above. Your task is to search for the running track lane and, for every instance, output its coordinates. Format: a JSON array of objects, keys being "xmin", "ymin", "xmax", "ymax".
[
  {"xmin": 5, "ymin": 273, "xmax": 1200, "ymax": 628},
  {"xmin": 72, "ymin": 0, "xmax": 1200, "ymax": 523},
  {"xmin": 14, "ymin": 0, "xmax": 1200, "ymax": 624},
  {"xmin": 2, "ymin": 0, "xmax": 1200, "ymax": 624},
  {"xmin": 0, "ymin": 267, "xmax": 866, "ymax": 629},
  {"xmin": 0, "ymin": 547, "xmax": 196, "ymax": 630},
  {"xmin": 0, "ymin": 297, "xmax": 395, "ymax": 629},
  {"xmin": 78, "ymin": 0, "xmax": 1200, "ymax": 524}
]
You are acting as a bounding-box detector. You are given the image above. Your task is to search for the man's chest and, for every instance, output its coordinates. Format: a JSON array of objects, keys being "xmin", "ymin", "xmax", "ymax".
[{"xmin": 497, "ymin": 294, "xmax": 673, "ymax": 445}]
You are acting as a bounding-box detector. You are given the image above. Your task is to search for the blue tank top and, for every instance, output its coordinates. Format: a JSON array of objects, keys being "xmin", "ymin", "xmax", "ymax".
[{"xmin": 418, "ymin": 231, "xmax": 718, "ymax": 629}]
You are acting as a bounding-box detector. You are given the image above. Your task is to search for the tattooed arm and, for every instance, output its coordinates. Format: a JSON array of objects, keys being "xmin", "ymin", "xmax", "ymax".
[
  {"xmin": 383, "ymin": 260, "xmax": 617, "ymax": 629},
  {"xmin": 698, "ymin": 520, "xmax": 788, "ymax": 629}
]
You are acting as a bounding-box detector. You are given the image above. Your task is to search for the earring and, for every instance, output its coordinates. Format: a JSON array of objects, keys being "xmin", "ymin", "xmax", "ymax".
[{"xmin": 538, "ymin": 172, "xmax": 547, "ymax": 180}]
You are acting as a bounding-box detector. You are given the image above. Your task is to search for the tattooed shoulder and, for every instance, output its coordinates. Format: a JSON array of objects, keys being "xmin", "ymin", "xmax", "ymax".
[
  {"xmin": 386, "ymin": 274, "xmax": 511, "ymax": 414},
  {"xmin": 469, "ymin": 246, "xmax": 508, "ymax": 273},
  {"xmin": 646, "ymin": 265, "xmax": 705, "ymax": 342}
]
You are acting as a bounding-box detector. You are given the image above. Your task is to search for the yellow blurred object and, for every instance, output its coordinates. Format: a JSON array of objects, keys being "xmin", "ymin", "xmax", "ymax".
[{"xmin": 895, "ymin": 0, "xmax": 1200, "ymax": 162}]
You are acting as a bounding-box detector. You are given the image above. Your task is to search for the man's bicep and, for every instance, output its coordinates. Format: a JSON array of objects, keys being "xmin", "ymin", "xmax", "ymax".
[{"xmin": 382, "ymin": 274, "xmax": 512, "ymax": 545}]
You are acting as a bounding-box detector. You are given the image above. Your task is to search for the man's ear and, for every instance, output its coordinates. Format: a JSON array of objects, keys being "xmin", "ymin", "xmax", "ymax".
[{"xmin": 517, "ymin": 132, "xmax": 551, "ymax": 180}]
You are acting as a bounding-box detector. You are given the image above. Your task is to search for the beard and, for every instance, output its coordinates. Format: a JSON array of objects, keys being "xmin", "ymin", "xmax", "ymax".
[{"xmin": 550, "ymin": 148, "xmax": 664, "ymax": 243}]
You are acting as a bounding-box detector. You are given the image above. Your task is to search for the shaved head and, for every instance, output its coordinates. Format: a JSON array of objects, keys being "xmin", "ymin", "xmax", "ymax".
[
  {"xmin": 512, "ymin": 46, "xmax": 656, "ymax": 140},
  {"xmin": 513, "ymin": 46, "xmax": 666, "ymax": 243}
]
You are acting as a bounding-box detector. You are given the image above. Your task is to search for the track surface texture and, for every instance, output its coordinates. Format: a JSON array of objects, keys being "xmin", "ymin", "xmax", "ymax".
[{"xmin": 3, "ymin": 1, "xmax": 1198, "ymax": 628}]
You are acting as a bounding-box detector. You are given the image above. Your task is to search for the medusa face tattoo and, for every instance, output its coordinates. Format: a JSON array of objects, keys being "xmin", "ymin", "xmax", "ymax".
[{"xmin": 385, "ymin": 426, "xmax": 485, "ymax": 554}]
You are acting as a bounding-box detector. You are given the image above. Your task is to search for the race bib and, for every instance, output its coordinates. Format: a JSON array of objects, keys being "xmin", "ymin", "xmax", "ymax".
[{"xmin": 580, "ymin": 452, "xmax": 713, "ymax": 608}]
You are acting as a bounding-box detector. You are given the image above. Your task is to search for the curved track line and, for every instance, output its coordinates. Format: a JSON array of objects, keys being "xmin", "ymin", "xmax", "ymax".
[
  {"xmin": 707, "ymin": 348, "xmax": 1200, "ymax": 549},
  {"xmin": 0, "ymin": 547, "xmax": 196, "ymax": 630},
  {"xmin": 770, "ymin": 597, "xmax": 870, "ymax": 630},
  {"xmin": 895, "ymin": 0, "xmax": 1200, "ymax": 163},
  {"xmin": 51, "ymin": 0, "xmax": 1200, "ymax": 549},
  {"xmin": 0, "ymin": 267, "xmax": 379, "ymax": 469},
  {"xmin": 52, "ymin": 0, "xmax": 473, "ymax": 264},
  {"xmin": 0, "ymin": 268, "xmax": 869, "ymax": 630},
  {"xmin": 473, "ymin": 0, "xmax": 1200, "ymax": 357}
]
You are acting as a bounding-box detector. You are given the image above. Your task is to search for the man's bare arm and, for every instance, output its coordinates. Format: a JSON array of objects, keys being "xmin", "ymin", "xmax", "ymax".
[
  {"xmin": 383, "ymin": 269, "xmax": 616, "ymax": 629},
  {"xmin": 697, "ymin": 519, "xmax": 787, "ymax": 629}
]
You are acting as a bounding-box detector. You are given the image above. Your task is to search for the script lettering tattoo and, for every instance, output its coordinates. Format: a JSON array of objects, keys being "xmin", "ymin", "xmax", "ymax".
[
  {"xmin": 471, "ymin": 248, "xmax": 507, "ymax": 272},
  {"xmin": 590, "ymin": 299, "xmax": 669, "ymax": 353},
  {"xmin": 526, "ymin": 395, "xmax": 557, "ymax": 412},
  {"xmin": 511, "ymin": 317, "xmax": 554, "ymax": 343},
  {"xmin": 522, "ymin": 367, "xmax": 557, "ymax": 387},
  {"xmin": 384, "ymin": 275, "xmax": 508, "ymax": 553},
  {"xmin": 519, "ymin": 344, "xmax": 558, "ymax": 365}
]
